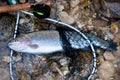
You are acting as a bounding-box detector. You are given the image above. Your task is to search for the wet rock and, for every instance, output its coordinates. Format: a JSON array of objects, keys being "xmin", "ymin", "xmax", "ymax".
[
  {"xmin": 15, "ymin": 55, "xmax": 38, "ymax": 75},
  {"xmin": 92, "ymin": 20, "xmax": 108, "ymax": 28},
  {"xmin": 103, "ymin": 51, "xmax": 115, "ymax": 61},
  {"xmin": 57, "ymin": 5, "xmax": 64, "ymax": 12},
  {"xmin": 107, "ymin": 2, "xmax": 120, "ymax": 17},
  {"xmin": 117, "ymin": 63, "xmax": 120, "ymax": 72},
  {"xmin": 14, "ymin": 62, "xmax": 24, "ymax": 72},
  {"xmin": 59, "ymin": 58, "xmax": 69, "ymax": 66},
  {"xmin": 0, "ymin": 60, "xmax": 8, "ymax": 68},
  {"xmin": 19, "ymin": 18, "xmax": 34, "ymax": 33},
  {"xmin": 2, "ymin": 55, "xmax": 21, "ymax": 63},
  {"xmin": 70, "ymin": 0, "xmax": 80, "ymax": 8},
  {"xmin": 35, "ymin": 74, "xmax": 54, "ymax": 80},
  {"xmin": 114, "ymin": 46, "xmax": 120, "ymax": 58},
  {"xmin": 113, "ymin": 46, "xmax": 120, "ymax": 70},
  {"xmin": 26, "ymin": 56, "xmax": 48, "ymax": 75},
  {"xmin": 69, "ymin": 6, "xmax": 79, "ymax": 16},
  {"xmin": 0, "ymin": 42, "xmax": 10, "ymax": 56},
  {"xmin": 19, "ymin": 18, "xmax": 30, "ymax": 24},
  {"xmin": 69, "ymin": 5, "xmax": 80, "ymax": 21},
  {"xmin": 0, "ymin": 14, "xmax": 15, "ymax": 41},
  {"xmin": 93, "ymin": 0, "xmax": 120, "ymax": 19},
  {"xmin": 97, "ymin": 61, "xmax": 115, "ymax": 80},
  {"xmin": 58, "ymin": 11, "xmax": 75, "ymax": 24},
  {"xmin": 80, "ymin": 69, "xmax": 89, "ymax": 78},
  {"xmin": 114, "ymin": 72, "xmax": 120, "ymax": 80},
  {"xmin": 87, "ymin": 18, "xmax": 94, "ymax": 30},
  {"xmin": 18, "ymin": 69, "xmax": 31, "ymax": 80},
  {"xmin": 0, "ymin": 68, "xmax": 10, "ymax": 80},
  {"xmin": 113, "ymin": 37, "xmax": 119, "ymax": 45},
  {"xmin": 50, "ymin": 62, "xmax": 58, "ymax": 73}
]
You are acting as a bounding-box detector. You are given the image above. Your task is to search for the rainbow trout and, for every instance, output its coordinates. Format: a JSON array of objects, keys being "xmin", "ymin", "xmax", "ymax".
[{"xmin": 8, "ymin": 30, "xmax": 116, "ymax": 54}]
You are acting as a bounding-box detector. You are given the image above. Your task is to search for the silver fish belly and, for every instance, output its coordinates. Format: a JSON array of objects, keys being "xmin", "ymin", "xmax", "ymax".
[{"xmin": 8, "ymin": 30, "xmax": 64, "ymax": 54}]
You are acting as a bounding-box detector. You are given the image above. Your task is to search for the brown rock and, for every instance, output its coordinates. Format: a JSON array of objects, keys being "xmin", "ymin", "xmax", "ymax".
[
  {"xmin": 103, "ymin": 51, "xmax": 115, "ymax": 61},
  {"xmin": 0, "ymin": 68, "xmax": 10, "ymax": 80},
  {"xmin": 69, "ymin": 6, "xmax": 79, "ymax": 16},
  {"xmin": 97, "ymin": 61, "xmax": 115, "ymax": 80},
  {"xmin": 18, "ymin": 69, "xmax": 31, "ymax": 80},
  {"xmin": 70, "ymin": 0, "xmax": 80, "ymax": 8},
  {"xmin": 50, "ymin": 62, "xmax": 58, "ymax": 73},
  {"xmin": 114, "ymin": 72, "xmax": 120, "ymax": 80},
  {"xmin": 57, "ymin": 5, "xmax": 64, "ymax": 12},
  {"xmin": 58, "ymin": 11, "xmax": 75, "ymax": 24}
]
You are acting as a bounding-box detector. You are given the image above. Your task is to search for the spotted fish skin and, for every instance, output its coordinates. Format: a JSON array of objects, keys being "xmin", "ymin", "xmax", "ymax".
[{"xmin": 64, "ymin": 31, "xmax": 116, "ymax": 51}]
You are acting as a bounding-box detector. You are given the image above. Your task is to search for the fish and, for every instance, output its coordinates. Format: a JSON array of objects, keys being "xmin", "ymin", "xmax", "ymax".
[
  {"xmin": 8, "ymin": 30, "xmax": 63, "ymax": 54},
  {"xmin": 8, "ymin": 30, "xmax": 116, "ymax": 54}
]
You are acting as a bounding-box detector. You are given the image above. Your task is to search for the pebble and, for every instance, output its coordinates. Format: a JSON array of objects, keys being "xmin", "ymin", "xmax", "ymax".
[
  {"xmin": 2, "ymin": 56, "xmax": 21, "ymax": 63},
  {"xmin": 35, "ymin": 75, "xmax": 53, "ymax": 80},
  {"xmin": 19, "ymin": 18, "xmax": 30, "ymax": 24},
  {"xmin": 59, "ymin": 58, "xmax": 69, "ymax": 66},
  {"xmin": 0, "ymin": 15, "xmax": 15, "ymax": 41},
  {"xmin": 50, "ymin": 62, "xmax": 58, "ymax": 73},
  {"xmin": 87, "ymin": 18, "xmax": 94, "ymax": 30},
  {"xmin": 58, "ymin": 11, "xmax": 75, "ymax": 24},
  {"xmin": 97, "ymin": 61, "xmax": 115, "ymax": 80},
  {"xmin": 0, "ymin": 68, "xmax": 10, "ymax": 80},
  {"xmin": 0, "ymin": 42, "xmax": 10, "ymax": 56},
  {"xmin": 114, "ymin": 72, "xmax": 120, "ymax": 80},
  {"xmin": 103, "ymin": 51, "xmax": 115, "ymax": 61},
  {"xmin": 113, "ymin": 37, "xmax": 119, "ymax": 45},
  {"xmin": 69, "ymin": 6, "xmax": 79, "ymax": 16},
  {"xmin": 70, "ymin": 0, "xmax": 80, "ymax": 8},
  {"xmin": 18, "ymin": 69, "xmax": 31, "ymax": 80},
  {"xmin": 114, "ymin": 47, "xmax": 120, "ymax": 62},
  {"xmin": 80, "ymin": 69, "xmax": 89, "ymax": 77},
  {"xmin": 57, "ymin": 5, "xmax": 64, "ymax": 12}
]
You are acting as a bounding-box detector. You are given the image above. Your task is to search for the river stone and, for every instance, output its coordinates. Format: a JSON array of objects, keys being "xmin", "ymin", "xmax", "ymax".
[
  {"xmin": 97, "ymin": 61, "xmax": 115, "ymax": 80},
  {"xmin": 58, "ymin": 11, "xmax": 75, "ymax": 24},
  {"xmin": 103, "ymin": 51, "xmax": 115, "ymax": 61},
  {"xmin": 70, "ymin": 0, "xmax": 80, "ymax": 8},
  {"xmin": 0, "ymin": 68, "xmax": 10, "ymax": 80}
]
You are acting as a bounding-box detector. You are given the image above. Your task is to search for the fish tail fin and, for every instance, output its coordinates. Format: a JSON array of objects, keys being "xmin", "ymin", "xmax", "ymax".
[{"xmin": 107, "ymin": 42, "xmax": 117, "ymax": 51}]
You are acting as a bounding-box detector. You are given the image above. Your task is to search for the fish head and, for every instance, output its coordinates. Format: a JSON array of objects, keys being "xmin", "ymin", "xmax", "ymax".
[{"xmin": 8, "ymin": 36, "xmax": 32, "ymax": 52}]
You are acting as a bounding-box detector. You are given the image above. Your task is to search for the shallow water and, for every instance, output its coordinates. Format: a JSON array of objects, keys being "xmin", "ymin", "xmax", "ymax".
[{"xmin": 0, "ymin": 0, "xmax": 120, "ymax": 80}]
